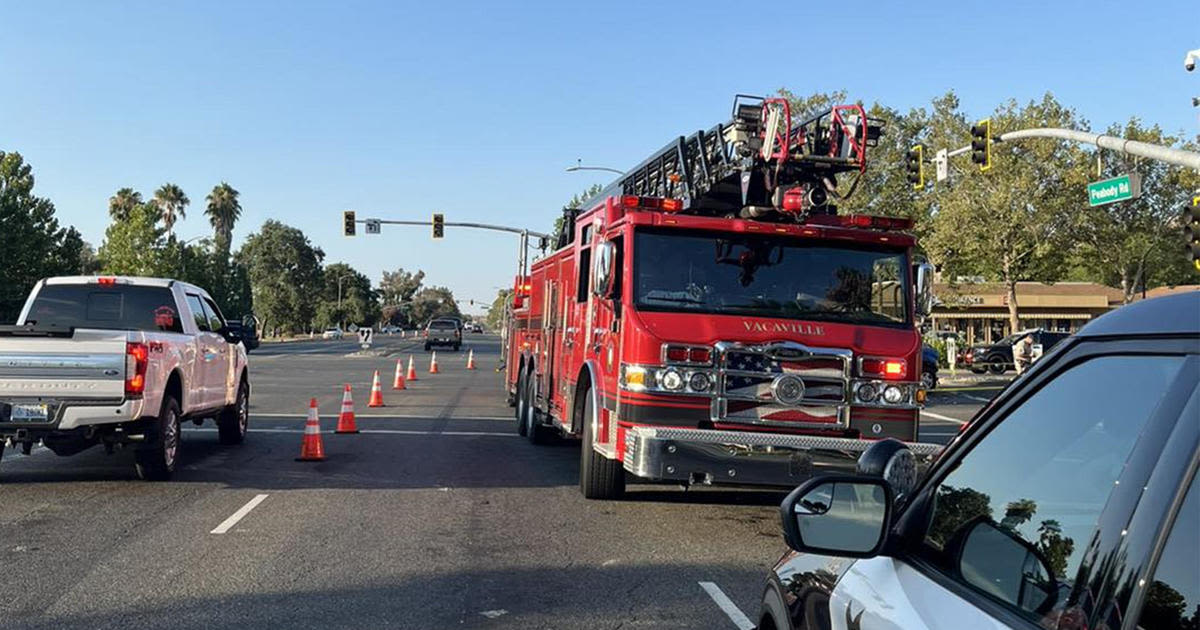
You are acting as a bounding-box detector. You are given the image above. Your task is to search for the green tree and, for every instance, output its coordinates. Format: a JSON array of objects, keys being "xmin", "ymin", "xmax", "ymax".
[
  {"xmin": 408, "ymin": 286, "xmax": 461, "ymax": 326},
  {"xmin": 553, "ymin": 183, "xmax": 604, "ymax": 244},
  {"xmin": 378, "ymin": 267, "xmax": 425, "ymax": 326},
  {"xmin": 99, "ymin": 199, "xmax": 170, "ymax": 276},
  {"xmin": 925, "ymin": 94, "xmax": 1091, "ymax": 332},
  {"xmin": 484, "ymin": 288, "xmax": 511, "ymax": 331},
  {"xmin": 316, "ymin": 262, "xmax": 379, "ymax": 328},
  {"xmin": 152, "ymin": 183, "xmax": 190, "ymax": 240},
  {"xmin": 205, "ymin": 182, "xmax": 242, "ymax": 254},
  {"xmin": 0, "ymin": 151, "xmax": 89, "ymax": 320},
  {"xmin": 236, "ymin": 220, "xmax": 324, "ymax": 336},
  {"xmin": 108, "ymin": 187, "xmax": 143, "ymax": 222},
  {"xmin": 1070, "ymin": 120, "xmax": 1200, "ymax": 301}
]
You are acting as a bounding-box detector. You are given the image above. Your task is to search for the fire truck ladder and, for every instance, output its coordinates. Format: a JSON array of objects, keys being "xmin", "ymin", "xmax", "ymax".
[{"xmin": 595, "ymin": 95, "xmax": 885, "ymax": 218}]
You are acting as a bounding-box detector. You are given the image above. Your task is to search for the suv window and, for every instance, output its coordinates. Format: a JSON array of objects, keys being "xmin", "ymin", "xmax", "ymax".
[
  {"xmin": 1135, "ymin": 475, "xmax": 1198, "ymax": 630},
  {"xmin": 25, "ymin": 284, "xmax": 184, "ymax": 333},
  {"xmin": 916, "ymin": 354, "xmax": 1187, "ymax": 626},
  {"xmin": 429, "ymin": 321, "xmax": 457, "ymax": 330}
]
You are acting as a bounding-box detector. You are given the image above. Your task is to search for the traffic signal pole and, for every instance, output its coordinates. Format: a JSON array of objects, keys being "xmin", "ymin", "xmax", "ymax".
[{"xmin": 942, "ymin": 126, "xmax": 1200, "ymax": 171}]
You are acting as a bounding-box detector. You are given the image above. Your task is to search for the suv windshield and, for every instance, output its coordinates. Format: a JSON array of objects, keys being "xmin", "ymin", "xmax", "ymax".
[
  {"xmin": 24, "ymin": 284, "xmax": 184, "ymax": 333},
  {"xmin": 634, "ymin": 229, "xmax": 910, "ymax": 326}
]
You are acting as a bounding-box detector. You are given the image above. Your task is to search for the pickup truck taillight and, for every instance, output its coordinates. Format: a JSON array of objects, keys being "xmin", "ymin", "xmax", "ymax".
[{"xmin": 125, "ymin": 342, "xmax": 149, "ymax": 398}]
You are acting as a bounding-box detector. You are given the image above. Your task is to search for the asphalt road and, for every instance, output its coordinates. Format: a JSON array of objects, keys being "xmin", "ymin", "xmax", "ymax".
[{"xmin": 0, "ymin": 333, "xmax": 1000, "ymax": 630}]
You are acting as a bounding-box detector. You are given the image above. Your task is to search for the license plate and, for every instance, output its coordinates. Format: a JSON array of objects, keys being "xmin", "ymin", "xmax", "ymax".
[{"xmin": 10, "ymin": 403, "xmax": 49, "ymax": 422}]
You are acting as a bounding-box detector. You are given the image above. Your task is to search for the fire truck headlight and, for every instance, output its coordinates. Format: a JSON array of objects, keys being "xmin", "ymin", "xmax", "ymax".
[
  {"xmin": 855, "ymin": 382, "xmax": 879, "ymax": 403},
  {"xmin": 882, "ymin": 385, "xmax": 905, "ymax": 404},
  {"xmin": 622, "ymin": 365, "xmax": 648, "ymax": 391},
  {"xmin": 687, "ymin": 372, "xmax": 711, "ymax": 392},
  {"xmin": 659, "ymin": 368, "xmax": 685, "ymax": 392}
]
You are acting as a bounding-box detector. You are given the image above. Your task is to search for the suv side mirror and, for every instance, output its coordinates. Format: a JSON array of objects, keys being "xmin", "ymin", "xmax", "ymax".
[
  {"xmin": 592, "ymin": 241, "xmax": 618, "ymax": 298},
  {"xmin": 220, "ymin": 326, "xmax": 242, "ymax": 344},
  {"xmin": 953, "ymin": 517, "xmax": 1060, "ymax": 614},
  {"xmin": 914, "ymin": 262, "xmax": 934, "ymax": 323},
  {"xmin": 780, "ymin": 475, "xmax": 893, "ymax": 557}
]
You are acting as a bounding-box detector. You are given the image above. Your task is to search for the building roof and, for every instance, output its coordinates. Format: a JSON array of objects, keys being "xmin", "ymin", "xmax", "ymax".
[
  {"xmin": 1077, "ymin": 291, "xmax": 1200, "ymax": 337},
  {"xmin": 933, "ymin": 281, "xmax": 1126, "ymax": 310},
  {"xmin": 1141, "ymin": 285, "xmax": 1200, "ymax": 299}
]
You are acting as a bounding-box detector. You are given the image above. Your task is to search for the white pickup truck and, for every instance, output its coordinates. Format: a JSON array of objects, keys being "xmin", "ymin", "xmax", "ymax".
[{"xmin": 0, "ymin": 276, "xmax": 250, "ymax": 480}]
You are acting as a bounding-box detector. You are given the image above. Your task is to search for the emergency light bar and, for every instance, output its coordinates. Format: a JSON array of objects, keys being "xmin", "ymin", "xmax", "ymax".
[
  {"xmin": 619, "ymin": 195, "xmax": 683, "ymax": 212},
  {"xmin": 806, "ymin": 214, "xmax": 914, "ymax": 231}
]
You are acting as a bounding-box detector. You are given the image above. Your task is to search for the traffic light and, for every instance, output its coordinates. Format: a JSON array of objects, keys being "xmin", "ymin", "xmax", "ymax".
[
  {"xmin": 971, "ymin": 119, "xmax": 991, "ymax": 171},
  {"xmin": 432, "ymin": 213, "xmax": 444, "ymax": 239},
  {"xmin": 905, "ymin": 145, "xmax": 924, "ymax": 190},
  {"xmin": 343, "ymin": 210, "xmax": 356, "ymax": 237},
  {"xmin": 1187, "ymin": 196, "xmax": 1200, "ymax": 271}
]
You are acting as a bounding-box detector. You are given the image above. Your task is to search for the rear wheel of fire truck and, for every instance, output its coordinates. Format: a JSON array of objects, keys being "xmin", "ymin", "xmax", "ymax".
[
  {"xmin": 515, "ymin": 369, "xmax": 528, "ymax": 436},
  {"xmin": 578, "ymin": 384, "xmax": 625, "ymax": 500},
  {"xmin": 523, "ymin": 375, "xmax": 551, "ymax": 445}
]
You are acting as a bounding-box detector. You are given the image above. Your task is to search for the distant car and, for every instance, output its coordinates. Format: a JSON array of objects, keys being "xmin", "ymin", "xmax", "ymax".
[
  {"xmin": 424, "ymin": 319, "xmax": 461, "ymax": 351},
  {"xmin": 920, "ymin": 344, "xmax": 939, "ymax": 389},
  {"xmin": 963, "ymin": 328, "xmax": 1070, "ymax": 374},
  {"xmin": 468, "ymin": 323, "xmax": 483, "ymax": 333},
  {"xmin": 321, "ymin": 328, "xmax": 344, "ymax": 340},
  {"xmin": 756, "ymin": 292, "xmax": 1199, "ymax": 630}
]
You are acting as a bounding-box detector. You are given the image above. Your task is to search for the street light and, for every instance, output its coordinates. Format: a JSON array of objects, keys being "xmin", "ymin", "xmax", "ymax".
[
  {"xmin": 178, "ymin": 235, "xmax": 208, "ymax": 275},
  {"xmin": 565, "ymin": 159, "xmax": 623, "ymax": 175},
  {"xmin": 336, "ymin": 275, "xmax": 353, "ymax": 329}
]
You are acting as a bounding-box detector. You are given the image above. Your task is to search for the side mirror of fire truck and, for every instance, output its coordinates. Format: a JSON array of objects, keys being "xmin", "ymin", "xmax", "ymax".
[
  {"xmin": 914, "ymin": 262, "xmax": 934, "ymax": 323},
  {"xmin": 591, "ymin": 241, "xmax": 618, "ymax": 298}
]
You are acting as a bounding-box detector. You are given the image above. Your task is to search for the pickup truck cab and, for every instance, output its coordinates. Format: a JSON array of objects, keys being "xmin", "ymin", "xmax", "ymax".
[
  {"xmin": 0, "ymin": 276, "xmax": 251, "ymax": 480},
  {"xmin": 757, "ymin": 292, "xmax": 1199, "ymax": 630}
]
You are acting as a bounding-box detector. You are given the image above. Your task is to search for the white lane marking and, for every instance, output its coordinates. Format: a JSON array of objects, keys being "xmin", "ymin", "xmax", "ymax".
[
  {"xmin": 250, "ymin": 413, "xmax": 512, "ymax": 421},
  {"xmin": 921, "ymin": 410, "xmax": 968, "ymax": 425},
  {"xmin": 210, "ymin": 494, "xmax": 269, "ymax": 534},
  {"xmin": 962, "ymin": 394, "xmax": 992, "ymax": 403},
  {"xmin": 699, "ymin": 582, "xmax": 754, "ymax": 630},
  {"xmin": 191, "ymin": 428, "xmax": 516, "ymax": 438},
  {"xmin": 479, "ymin": 610, "xmax": 508, "ymax": 619}
]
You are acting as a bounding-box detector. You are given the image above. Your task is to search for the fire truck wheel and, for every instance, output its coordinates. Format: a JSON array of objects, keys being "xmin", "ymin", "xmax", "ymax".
[
  {"xmin": 579, "ymin": 385, "xmax": 625, "ymax": 500},
  {"xmin": 523, "ymin": 376, "xmax": 551, "ymax": 445},
  {"xmin": 515, "ymin": 370, "xmax": 528, "ymax": 436}
]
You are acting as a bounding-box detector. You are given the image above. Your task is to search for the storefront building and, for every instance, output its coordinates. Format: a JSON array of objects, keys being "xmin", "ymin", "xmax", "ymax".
[{"xmin": 930, "ymin": 282, "xmax": 1126, "ymax": 345}]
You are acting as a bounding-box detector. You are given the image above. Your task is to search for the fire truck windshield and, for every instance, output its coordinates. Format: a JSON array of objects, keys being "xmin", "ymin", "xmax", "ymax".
[{"xmin": 633, "ymin": 229, "xmax": 910, "ymax": 326}]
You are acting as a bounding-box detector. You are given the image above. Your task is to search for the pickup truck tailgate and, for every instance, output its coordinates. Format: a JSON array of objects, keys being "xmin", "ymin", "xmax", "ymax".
[{"xmin": 0, "ymin": 329, "xmax": 128, "ymax": 400}]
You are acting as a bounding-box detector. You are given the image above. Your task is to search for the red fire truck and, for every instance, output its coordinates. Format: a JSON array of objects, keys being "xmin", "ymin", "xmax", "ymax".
[{"xmin": 505, "ymin": 96, "xmax": 940, "ymax": 499}]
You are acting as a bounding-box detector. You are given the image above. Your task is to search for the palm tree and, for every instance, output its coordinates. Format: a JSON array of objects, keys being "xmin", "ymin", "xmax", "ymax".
[
  {"xmin": 205, "ymin": 182, "xmax": 242, "ymax": 252},
  {"xmin": 152, "ymin": 183, "xmax": 190, "ymax": 239},
  {"xmin": 108, "ymin": 188, "xmax": 143, "ymax": 221}
]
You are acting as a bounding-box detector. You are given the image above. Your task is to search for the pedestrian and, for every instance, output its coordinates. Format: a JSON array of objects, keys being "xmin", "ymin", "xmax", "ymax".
[{"xmin": 1014, "ymin": 334, "xmax": 1034, "ymax": 375}]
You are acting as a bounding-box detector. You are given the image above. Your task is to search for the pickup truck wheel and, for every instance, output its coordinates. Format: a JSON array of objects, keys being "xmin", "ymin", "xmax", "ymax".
[
  {"xmin": 920, "ymin": 370, "xmax": 937, "ymax": 390},
  {"xmin": 136, "ymin": 396, "xmax": 181, "ymax": 481},
  {"xmin": 218, "ymin": 380, "xmax": 250, "ymax": 445},
  {"xmin": 579, "ymin": 385, "xmax": 624, "ymax": 500}
]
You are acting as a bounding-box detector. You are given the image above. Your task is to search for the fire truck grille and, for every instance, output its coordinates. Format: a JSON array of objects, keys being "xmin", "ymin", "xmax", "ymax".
[{"xmin": 714, "ymin": 342, "xmax": 852, "ymax": 428}]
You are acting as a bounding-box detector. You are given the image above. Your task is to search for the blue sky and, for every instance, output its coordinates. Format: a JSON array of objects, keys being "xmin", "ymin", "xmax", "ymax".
[{"xmin": 2, "ymin": 0, "xmax": 1197, "ymax": 315}]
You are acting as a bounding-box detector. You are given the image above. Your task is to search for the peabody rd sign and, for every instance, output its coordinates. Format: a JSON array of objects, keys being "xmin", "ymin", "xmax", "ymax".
[{"xmin": 1087, "ymin": 173, "xmax": 1142, "ymax": 207}]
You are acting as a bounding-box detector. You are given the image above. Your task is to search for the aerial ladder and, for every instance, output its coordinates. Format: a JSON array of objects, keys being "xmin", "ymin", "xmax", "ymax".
[{"xmin": 589, "ymin": 95, "xmax": 885, "ymax": 222}]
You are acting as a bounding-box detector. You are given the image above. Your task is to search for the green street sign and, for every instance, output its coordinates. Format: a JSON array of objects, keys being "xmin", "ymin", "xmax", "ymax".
[{"xmin": 1087, "ymin": 174, "xmax": 1141, "ymax": 207}]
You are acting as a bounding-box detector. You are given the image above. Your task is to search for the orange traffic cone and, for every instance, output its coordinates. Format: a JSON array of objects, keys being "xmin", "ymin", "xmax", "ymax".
[
  {"xmin": 336, "ymin": 384, "xmax": 359, "ymax": 434},
  {"xmin": 296, "ymin": 398, "xmax": 326, "ymax": 461},
  {"xmin": 368, "ymin": 370, "xmax": 385, "ymax": 407},
  {"xmin": 406, "ymin": 355, "xmax": 418, "ymax": 382},
  {"xmin": 466, "ymin": 349, "xmax": 476, "ymax": 370},
  {"xmin": 392, "ymin": 358, "xmax": 407, "ymax": 390},
  {"xmin": 429, "ymin": 351, "xmax": 440, "ymax": 374}
]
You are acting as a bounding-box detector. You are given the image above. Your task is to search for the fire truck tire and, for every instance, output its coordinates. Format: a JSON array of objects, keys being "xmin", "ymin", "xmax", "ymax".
[
  {"xmin": 579, "ymin": 385, "xmax": 625, "ymax": 500},
  {"xmin": 523, "ymin": 376, "xmax": 551, "ymax": 445},
  {"xmin": 515, "ymin": 370, "xmax": 528, "ymax": 436}
]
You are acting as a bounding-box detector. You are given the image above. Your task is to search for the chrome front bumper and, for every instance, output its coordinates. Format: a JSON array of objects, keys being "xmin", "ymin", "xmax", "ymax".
[{"xmin": 622, "ymin": 426, "xmax": 943, "ymax": 487}]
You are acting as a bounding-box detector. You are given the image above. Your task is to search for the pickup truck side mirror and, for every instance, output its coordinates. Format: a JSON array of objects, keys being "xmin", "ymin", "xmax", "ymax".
[{"xmin": 220, "ymin": 326, "xmax": 242, "ymax": 344}]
